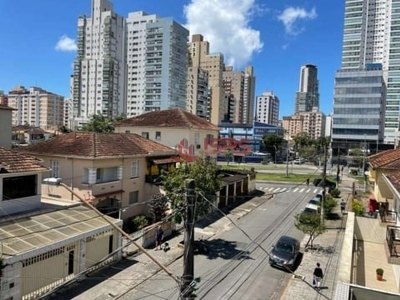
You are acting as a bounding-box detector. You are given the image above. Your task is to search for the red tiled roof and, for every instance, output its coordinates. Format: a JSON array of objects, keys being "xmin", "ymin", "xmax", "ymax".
[
  {"xmin": 17, "ymin": 132, "xmax": 176, "ymax": 158},
  {"xmin": 368, "ymin": 149, "xmax": 400, "ymax": 169},
  {"xmin": 115, "ymin": 108, "xmax": 219, "ymax": 130},
  {"xmin": 385, "ymin": 173, "xmax": 400, "ymax": 193},
  {"xmin": 0, "ymin": 147, "xmax": 48, "ymax": 173}
]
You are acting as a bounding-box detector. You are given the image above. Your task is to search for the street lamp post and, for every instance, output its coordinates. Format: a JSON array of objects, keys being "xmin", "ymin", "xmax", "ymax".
[
  {"xmin": 273, "ymin": 145, "xmax": 277, "ymax": 165},
  {"xmin": 43, "ymin": 177, "xmax": 179, "ymax": 284}
]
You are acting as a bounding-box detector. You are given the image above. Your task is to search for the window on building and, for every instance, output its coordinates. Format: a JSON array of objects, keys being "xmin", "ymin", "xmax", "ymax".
[
  {"xmin": 155, "ymin": 131, "xmax": 161, "ymax": 140},
  {"xmin": 129, "ymin": 191, "xmax": 139, "ymax": 205},
  {"xmin": 131, "ymin": 160, "xmax": 138, "ymax": 178},
  {"xmin": 142, "ymin": 132, "xmax": 149, "ymax": 139}
]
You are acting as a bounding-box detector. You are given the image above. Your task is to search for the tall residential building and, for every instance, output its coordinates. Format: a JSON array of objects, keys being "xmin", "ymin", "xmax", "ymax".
[
  {"xmin": 295, "ymin": 64, "xmax": 319, "ymax": 113},
  {"xmin": 72, "ymin": 1, "xmax": 189, "ymax": 124},
  {"xmin": 187, "ymin": 67, "xmax": 210, "ymax": 120},
  {"xmin": 282, "ymin": 109, "xmax": 326, "ymax": 141},
  {"xmin": 256, "ymin": 91, "xmax": 279, "ymax": 126},
  {"xmin": 223, "ymin": 65, "xmax": 256, "ymax": 125},
  {"xmin": 333, "ymin": 0, "xmax": 400, "ymax": 144},
  {"xmin": 0, "ymin": 90, "xmax": 8, "ymax": 106},
  {"xmin": 188, "ymin": 34, "xmax": 226, "ymax": 125},
  {"xmin": 8, "ymin": 86, "xmax": 64, "ymax": 130},
  {"xmin": 64, "ymin": 99, "xmax": 73, "ymax": 129},
  {"xmin": 72, "ymin": 0, "xmax": 126, "ymax": 125},
  {"xmin": 126, "ymin": 12, "xmax": 188, "ymax": 115}
]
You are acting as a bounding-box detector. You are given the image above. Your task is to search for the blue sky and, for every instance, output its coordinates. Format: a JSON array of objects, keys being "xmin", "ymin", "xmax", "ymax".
[{"xmin": 0, "ymin": 0, "xmax": 344, "ymax": 118}]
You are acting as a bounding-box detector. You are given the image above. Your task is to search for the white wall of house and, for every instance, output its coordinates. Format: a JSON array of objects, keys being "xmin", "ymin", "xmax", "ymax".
[
  {"xmin": 1, "ymin": 223, "xmax": 122, "ymax": 300},
  {"xmin": 115, "ymin": 125, "xmax": 219, "ymax": 156},
  {"xmin": 39, "ymin": 155, "xmax": 151, "ymax": 219}
]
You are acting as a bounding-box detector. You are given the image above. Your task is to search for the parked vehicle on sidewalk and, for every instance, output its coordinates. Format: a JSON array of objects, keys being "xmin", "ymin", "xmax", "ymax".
[{"xmin": 269, "ymin": 236, "xmax": 300, "ymax": 270}]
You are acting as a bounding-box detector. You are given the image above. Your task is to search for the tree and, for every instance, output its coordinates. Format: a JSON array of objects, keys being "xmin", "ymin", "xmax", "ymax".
[
  {"xmin": 80, "ymin": 114, "xmax": 115, "ymax": 133},
  {"xmin": 262, "ymin": 134, "xmax": 284, "ymax": 159},
  {"xmin": 148, "ymin": 193, "xmax": 169, "ymax": 222},
  {"xmin": 294, "ymin": 213, "xmax": 327, "ymax": 249},
  {"xmin": 293, "ymin": 132, "xmax": 312, "ymax": 159},
  {"xmin": 225, "ymin": 149, "xmax": 233, "ymax": 165},
  {"xmin": 58, "ymin": 125, "xmax": 72, "ymax": 134},
  {"xmin": 161, "ymin": 155, "xmax": 223, "ymax": 223}
]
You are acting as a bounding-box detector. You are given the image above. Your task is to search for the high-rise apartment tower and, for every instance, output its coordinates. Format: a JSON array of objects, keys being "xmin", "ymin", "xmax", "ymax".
[{"xmin": 295, "ymin": 64, "xmax": 319, "ymax": 113}]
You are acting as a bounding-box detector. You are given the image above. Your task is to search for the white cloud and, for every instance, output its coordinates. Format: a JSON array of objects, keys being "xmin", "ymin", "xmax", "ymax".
[
  {"xmin": 278, "ymin": 7, "xmax": 317, "ymax": 36},
  {"xmin": 184, "ymin": 0, "xmax": 263, "ymax": 68},
  {"xmin": 55, "ymin": 35, "xmax": 77, "ymax": 52}
]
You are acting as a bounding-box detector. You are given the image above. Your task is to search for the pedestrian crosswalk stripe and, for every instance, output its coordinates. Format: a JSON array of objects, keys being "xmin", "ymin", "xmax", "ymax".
[
  {"xmin": 314, "ymin": 189, "xmax": 319, "ymax": 193},
  {"xmin": 299, "ymin": 188, "xmax": 305, "ymax": 193},
  {"xmin": 293, "ymin": 188, "xmax": 299, "ymax": 192}
]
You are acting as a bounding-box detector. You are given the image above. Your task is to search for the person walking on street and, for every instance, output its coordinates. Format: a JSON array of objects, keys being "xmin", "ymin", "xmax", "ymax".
[
  {"xmin": 340, "ymin": 199, "xmax": 346, "ymax": 214},
  {"xmin": 306, "ymin": 178, "xmax": 310, "ymax": 186},
  {"xmin": 155, "ymin": 226, "xmax": 164, "ymax": 251},
  {"xmin": 313, "ymin": 262, "xmax": 324, "ymax": 289}
]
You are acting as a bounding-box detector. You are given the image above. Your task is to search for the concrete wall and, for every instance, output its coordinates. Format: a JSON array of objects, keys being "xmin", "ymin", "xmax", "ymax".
[{"xmin": 0, "ymin": 108, "xmax": 12, "ymax": 149}]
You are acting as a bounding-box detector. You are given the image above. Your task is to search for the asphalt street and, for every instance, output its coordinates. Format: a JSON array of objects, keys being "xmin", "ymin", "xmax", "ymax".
[{"xmin": 117, "ymin": 183, "xmax": 321, "ymax": 300}]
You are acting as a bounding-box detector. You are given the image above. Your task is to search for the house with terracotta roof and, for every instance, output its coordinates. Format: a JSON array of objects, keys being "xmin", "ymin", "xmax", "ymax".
[
  {"xmin": 17, "ymin": 132, "xmax": 178, "ymax": 220},
  {"xmin": 0, "ymin": 146, "xmax": 123, "ymax": 300},
  {"xmin": 114, "ymin": 108, "xmax": 220, "ymax": 161},
  {"xmin": 368, "ymin": 149, "xmax": 400, "ymax": 204},
  {"xmin": 0, "ymin": 105, "xmax": 14, "ymax": 149}
]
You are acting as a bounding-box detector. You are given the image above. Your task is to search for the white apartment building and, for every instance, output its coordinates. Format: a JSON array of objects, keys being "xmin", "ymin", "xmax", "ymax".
[
  {"xmin": 63, "ymin": 98, "xmax": 73, "ymax": 129},
  {"xmin": 72, "ymin": 0, "xmax": 126, "ymax": 126},
  {"xmin": 334, "ymin": 0, "xmax": 400, "ymax": 144},
  {"xmin": 223, "ymin": 65, "xmax": 256, "ymax": 125},
  {"xmin": 126, "ymin": 12, "xmax": 188, "ymax": 115},
  {"xmin": 188, "ymin": 34, "xmax": 226, "ymax": 125},
  {"xmin": 7, "ymin": 86, "xmax": 64, "ymax": 130},
  {"xmin": 256, "ymin": 91, "xmax": 279, "ymax": 126}
]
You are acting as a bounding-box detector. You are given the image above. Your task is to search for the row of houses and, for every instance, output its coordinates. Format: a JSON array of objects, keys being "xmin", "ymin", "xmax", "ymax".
[{"xmin": 0, "ymin": 105, "xmax": 256, "ymax": 300}]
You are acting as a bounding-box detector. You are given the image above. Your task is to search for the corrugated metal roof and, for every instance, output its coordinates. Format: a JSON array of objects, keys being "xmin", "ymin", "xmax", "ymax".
[{"xmin": 0, "ymin": 206, "xmax": 119, "ymax": 259}]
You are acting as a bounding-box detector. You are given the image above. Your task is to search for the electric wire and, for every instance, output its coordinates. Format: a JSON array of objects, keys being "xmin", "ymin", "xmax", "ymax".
[{"xmin": 196, "ymin": 190, "xmax": 332, "ymax": 300}]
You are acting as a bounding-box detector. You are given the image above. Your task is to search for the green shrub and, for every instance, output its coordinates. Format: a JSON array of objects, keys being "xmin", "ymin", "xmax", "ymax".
[
  {"xmin": 376, "ymin": 268, "xmax": 384, "ymax": 276},
  {"xmin": 352, "ymin": 200, "xmax": 365, "ymax": 216},
  {"xmin": 324, "ymin": 197, "xmax": 338, "ymax": 215},
  {"xmin": 330, "ymin": 188, "xmax": 341, "ymax": 198},
  {"xmin": 133, "ymin": 215, "xmax": 149, "ymax": 231}
]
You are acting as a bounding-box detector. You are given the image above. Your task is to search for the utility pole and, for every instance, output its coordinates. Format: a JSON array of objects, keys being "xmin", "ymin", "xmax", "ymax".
[
  {"xmin": 321, "ymin": 145, "xmax": 328, "ymax": 225},
  {"xmin": 336, "ymin": 147, "xmax": 341, "ymax": 187},
  {"xmin": 285, "ymin": 148, "xmax": 289, "ymax": 177},
  {"xmin": 180, "ymin": 179, "xmax": 196, "ymax": 299}
]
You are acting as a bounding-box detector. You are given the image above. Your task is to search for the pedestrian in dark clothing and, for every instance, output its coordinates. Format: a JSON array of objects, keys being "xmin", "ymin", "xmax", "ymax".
[
  {"xmin": 306, "ymin": 178, "xmax": 310, "ymax": 186},
  {"xmin": 340, "ymin": 199, "xmax": 346, "ymax": 214},
  {"xmin": 313, "ymin": 262, "xmax": 324, "ymax": 289},
  {"xmin": 155, "ymin": 226, "xmax": 164, "ymax": 251}
]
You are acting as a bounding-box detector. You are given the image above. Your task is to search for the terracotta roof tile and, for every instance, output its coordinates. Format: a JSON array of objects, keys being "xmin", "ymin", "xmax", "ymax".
[
  {"xmin": 0, "ymin": 147, "xmax": 48, "ymax": 173},
  {"xmin": 115, "ymin": 108, "xmax": 219, "ymax": 130},
  {"xmin": 368, "ymin": 149, "xmax": 400, "ymax": 169},
  {"xmin": 16, "ymin": 132, "xmax": 175, "ymax": 158},
  {"xmin": 385, "ymin": 173, "xmax": 400, "ymax": 192}
]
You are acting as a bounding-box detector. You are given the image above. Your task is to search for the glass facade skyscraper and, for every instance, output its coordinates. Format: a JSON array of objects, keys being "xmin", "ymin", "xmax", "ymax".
[
  {"xmin": 332, "ymin": 64, "xmax": 385, "ymax": 150},
  {"xmin": 332, "ymin": 0, "xmax": 400, "ymax": 146}
]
